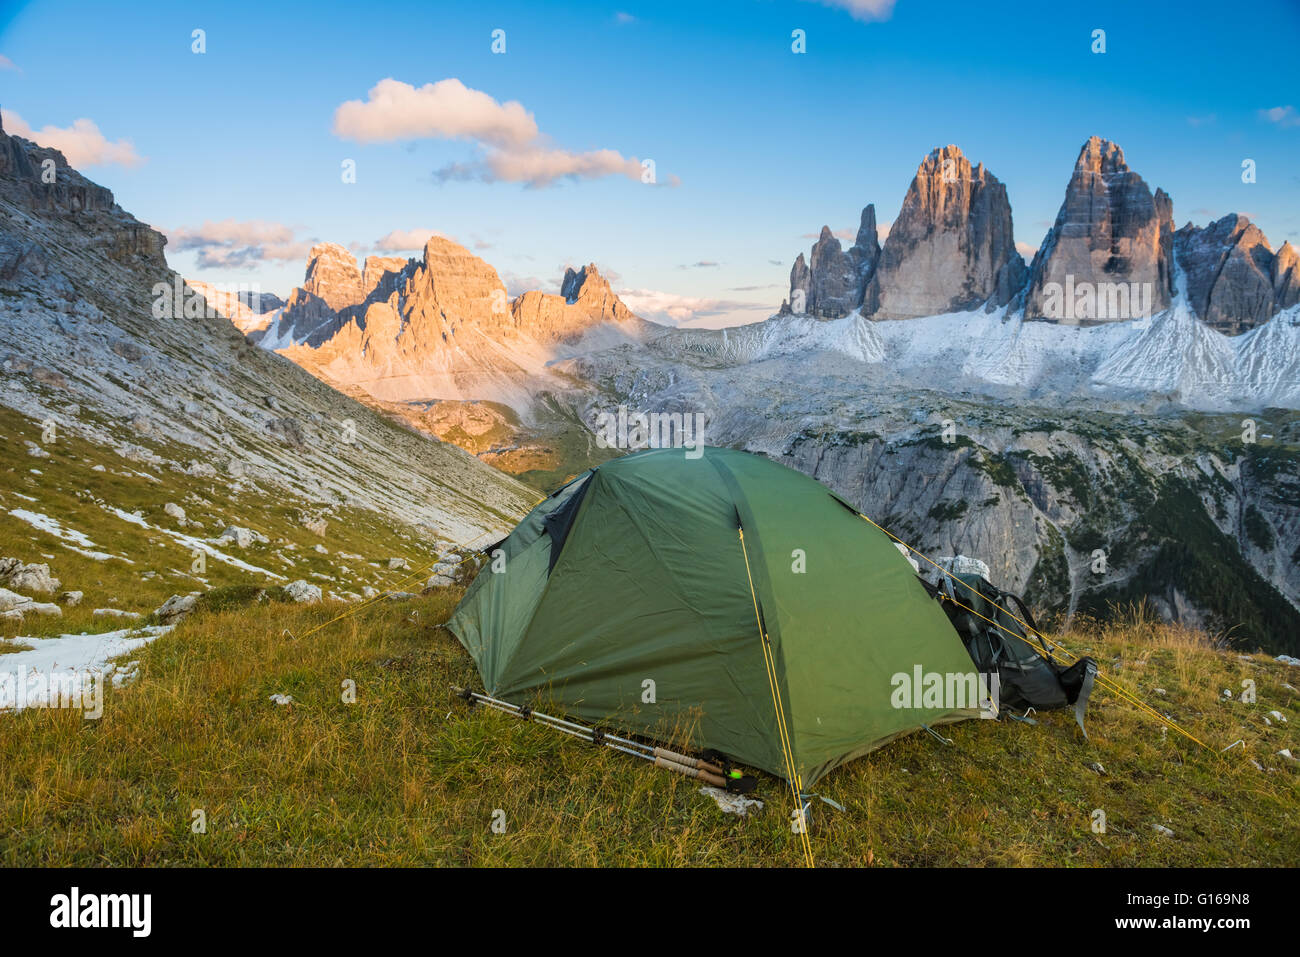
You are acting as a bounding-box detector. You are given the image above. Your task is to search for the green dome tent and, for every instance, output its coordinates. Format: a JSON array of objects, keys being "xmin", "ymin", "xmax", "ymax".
[{"xmin": 447, "ymin": 446, "xmax": 981, "ymax": 787}]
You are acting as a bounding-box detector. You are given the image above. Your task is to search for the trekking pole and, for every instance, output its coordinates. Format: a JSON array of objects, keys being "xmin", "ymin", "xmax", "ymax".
[{"xmin": 452, "ymin": 687, "xmax": 753, "ymax": 791}]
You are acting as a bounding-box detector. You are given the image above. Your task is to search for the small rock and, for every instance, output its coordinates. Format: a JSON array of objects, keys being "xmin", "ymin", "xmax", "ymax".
[
  {"xmin": 58, "ymin": 590, "xmax": 83, "ymax": 607},
  {"xmin": 214, "ymin": 527, "xmax": 269, "ymax": 549},
  {"xmin": 21, "ymin": 602, "xmax": 61, "ymax": 618},
  {"xmin": 301, "ymin": 514, "xmax": 328, "ymax": 536},
  {"xmin": 1087, "ymin": 762, "xmax": 1106, "ymax": 775},
  {"xmin": 1152, "ymin": 824, "xmax": 1174, "ymax": 837},
  {"xmin": 5, "ymin": 562, "xmax": 60, "ymax": 595},
  {"xmin": 387, "ymin": 557, "xmax": 409, "ymax": 571},
  {"xmin": 0, "ymin": 609, "xmax": 23, "ymax": 624},
  {"xmin": 269, "ymin": 694, "xmax": 294, "ymax": 706},
  {"xmin": 93, "ymin": 608, "xmax": 141, "ymax": 620},
  {"xmin": 0, "ymin": 587, "xmax": 31, "ymax": 612},
  {"xmin": 24, "ymin": 440, "xmax": 49, "ymax": 458},
  {"xmin": 1153, "ymin": 688, "xmax": 1166, "ymax": 696},
  {"xmin": 1279, "ymin": 749, "xmax": 1297, "ymax": 762},
  {"xmin": 313, "ymin": 544, "xmax": 328, "ymax": 555},
  {"xmin": 154, "ymin": 593, "xmax": 197, "ymax": 624},
  {"xmin": 284, "ymin": 580, "xmax": 321, "ymax": 604},
  {"xmin": 164, "ymin": 502, "xmax": 187, "ymax": 524},
  {"xmin": 1267, "ymin": 710, "xmax": 1287, "ymax": 723},
  {"xmin": 386, "ymin": 591, "xmax": 417, "ymax": 601},
  {"xmin": 425, "ymin": 559, "xmax": 461, "ymax": 588},
  {"xmin": 361, "ymin": 586, "xmax": 379, "ymax": 599}
]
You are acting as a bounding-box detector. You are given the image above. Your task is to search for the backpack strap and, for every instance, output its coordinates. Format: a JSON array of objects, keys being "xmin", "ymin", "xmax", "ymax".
[{"xmin": 1003, "ymin": 590, "xmax": 1057, "ymax": 665}]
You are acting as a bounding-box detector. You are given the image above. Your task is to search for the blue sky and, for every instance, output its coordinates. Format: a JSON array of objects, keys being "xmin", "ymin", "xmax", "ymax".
[{"xmin": 2, "ymin": 0, "xmax": 1298, "ymax": 326}]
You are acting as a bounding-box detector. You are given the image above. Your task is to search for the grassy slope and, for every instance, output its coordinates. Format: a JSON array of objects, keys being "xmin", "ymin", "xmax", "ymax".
[
  {"xmin": 0, "ymin": 404, "xmax": 448, "ymax": 640},
  {"xmin": 1, "ymin": 587, "xmax": 1295, "ymax": 867}
]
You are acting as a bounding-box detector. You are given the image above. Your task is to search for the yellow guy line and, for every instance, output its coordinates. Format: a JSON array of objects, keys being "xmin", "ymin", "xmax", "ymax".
[
  {"xmin": 739, "ymin": 527, "xmax": 816, "ymax": 868},
  {"xmin": 852, "ymin": 511, "xmax": 1213, "ymax": 752}
]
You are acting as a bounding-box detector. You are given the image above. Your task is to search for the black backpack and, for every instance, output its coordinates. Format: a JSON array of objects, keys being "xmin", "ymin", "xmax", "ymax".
[{"xmin": 934, "ymin": 572, "xmax": 1097, "ymax": 736}]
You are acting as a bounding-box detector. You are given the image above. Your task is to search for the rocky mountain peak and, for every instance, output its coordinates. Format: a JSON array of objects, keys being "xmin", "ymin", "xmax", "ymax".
[
  {"xmin": 779, "ymin": 205, "xmax": 880, "ymax": 318},
  {"xmin": 862, "ymin": 145, "xmax": 1022, "ymax": 319},
  {"xmin": 561, "ymin": 263, "xmax": 608, "ymax": 303},
  {"xmin": 302, "ymin": 242, "xmax": 364, "ymax": 312},
  {"xmin": 854, "ymin": 205, "xmax": 879, "ymax": 252},
  {"xmin": 1076, "ymin": 135, "xmax": 1128, "ymax": 176},
  {"xmin": 1275, "ymin": 241, "xmax": 1300, "ymax": 313},
  {"xmin": 518, "ymin": 262, "xmax": 636, "ymax": 337},
  {"xmin": 410, "ymin": 235, "xmax": 508, "ymax": 322},
  {"xmin": 1173, "ymin": 213, "xmax": 1292, "ymax": 334},
  {"xmin": 1023, "ymin": 136, "xmax": 1174, "ymax": 323}
]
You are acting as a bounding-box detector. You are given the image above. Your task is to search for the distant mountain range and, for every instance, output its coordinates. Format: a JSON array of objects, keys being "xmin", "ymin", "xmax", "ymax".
[{"xmin": 229, "ymin": 137, "xmax": 1300, "ymax": 417}]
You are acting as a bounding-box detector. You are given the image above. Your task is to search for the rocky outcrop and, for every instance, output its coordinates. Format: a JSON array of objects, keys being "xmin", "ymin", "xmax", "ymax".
[
  {"xmin": 1276, "ymin": 242, "xmax": 1300, "ymax": 313},
  {"xmin": 779, "ymin": 206, "xmax": 880, "ymax": 318},
  {"xmin": 303, "ymin": 242, "xmax": 364, "ymax": 311},
  {"xmin": 0, "ymin": 558, "xmax": 60, "ymax": 594},
  {"xmin": 808, "ymin": 227, "xmax": 859, "ymax": 318},
  {"xmin": 362, "ymin": 255, "xmax": 409, "ymax": 303},
  {"xmin": 785, "ymin": 254, "xmax": 811, "ymax": 314},
  {"xmin": 272, "ymin": 245, "xmax": 417, "ymax": 347},
  {"xmin": 1024, "ymin": 137, "xmax": 1174, "ymax": 323},
  {"xmin": 1174, "ymin": 215, "xmax": 1294, "ymax": 335},
  {"xmin": 863, "ymin": 146, "xmax": 1023, "ymax": 320},
  {"xmin": 0, "ymin": 113, "xmax": 167, "ymax": 270}
]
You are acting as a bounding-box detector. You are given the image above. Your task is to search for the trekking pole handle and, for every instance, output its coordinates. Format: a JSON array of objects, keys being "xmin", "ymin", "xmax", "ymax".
[
  {"xmin": 654, "ymin": 755, "xmax": 727, "ymax": 788},
  {"xmin": 652, "ymin": 747, "xmax": 725, "ymax": 776}
]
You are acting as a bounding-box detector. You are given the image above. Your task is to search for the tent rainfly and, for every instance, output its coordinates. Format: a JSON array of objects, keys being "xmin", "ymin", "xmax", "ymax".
[{"xmin": 448, "ymin": 446, "xmax": 981, "ymax": 787}]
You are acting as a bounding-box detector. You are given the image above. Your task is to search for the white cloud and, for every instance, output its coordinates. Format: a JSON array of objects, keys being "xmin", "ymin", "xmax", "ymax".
[
  {"xmin": 0, "ymin": 55, "xmax": 19, "ymax": 72},
  {"xmin": 372, "ymin": 228, "xmax": 453, "ymax": 252},
  {"xmin": 479, "ymin": 146, "xmax": 644, "ymax": 187},
  {"xmin": 166, "ymin": 220, "xmax": 315, "ymax": 269},
  {"xmin": 1259, "ymin": 105, "xmax": 1300, "ymax": 128},
  {"xmin": 333, "ymin": 78, "xmax": 537, "ymax": 147},
  {"xmin": 1015, "ymin": 241, "xmax": 1038, "ymax": 261},
  {"xmin": 806, "ymin": 0, "xmax": 898, "ymax": 22},
  {"xmin": 333, "ymin": 77, "xmax": 669, "ymax": 188},
  {"xmin": 502, "ymin": 271, "xmax": 560, "ymax": 298},
  {"xmin": 1, "ymin": 109, "xmax": 143, "ymax": 168},
  {"xmin": 618, "ymin": 287, "xmax": 771, "ymax": 327}
]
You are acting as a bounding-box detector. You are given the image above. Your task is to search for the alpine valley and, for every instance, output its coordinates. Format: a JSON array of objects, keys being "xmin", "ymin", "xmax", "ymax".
[{"xmin": 3, "ymin": 121, "xmax": 1298, "ymax": 652}]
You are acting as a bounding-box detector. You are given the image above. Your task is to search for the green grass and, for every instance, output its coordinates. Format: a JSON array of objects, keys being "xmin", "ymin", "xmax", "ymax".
[{"xmin": 1, "ymin": 591, "xmax": 1295, "ymax": 867}]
